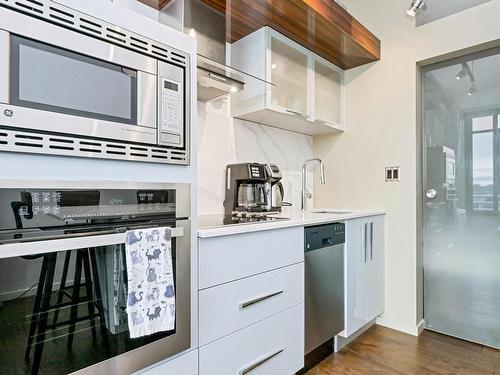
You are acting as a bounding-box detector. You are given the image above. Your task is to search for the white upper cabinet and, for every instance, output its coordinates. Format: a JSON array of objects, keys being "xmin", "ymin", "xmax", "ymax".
[
  {"xmin": 269, "ymin": 32, "xmax": 310, "ymax": 117},
  {"xmin": 230, "ymin": 27, "xmax": 344, "ymax": 136},
  {"xmin": 313, "ymin": 56, "xmax": 343, "ymax": 128}
]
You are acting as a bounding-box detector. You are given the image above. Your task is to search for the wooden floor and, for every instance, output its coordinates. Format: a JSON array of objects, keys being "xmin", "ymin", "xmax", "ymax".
[{"xmin": 306, "ymin": 325, "xmax": 500, "ymax": 375}]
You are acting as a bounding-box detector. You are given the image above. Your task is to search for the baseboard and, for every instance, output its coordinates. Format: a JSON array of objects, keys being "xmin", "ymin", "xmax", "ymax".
[
  {"xmin": 334, "ymin": 318, "xmax": 426, "ymax": 349},
  {"xmin": 416, "ymin": 319, "xmax": 425, "ymax": 335},
  {"xmin": 375, "ymin": 317, "xmax": 424, "ymax": 337},
  {"xmin": 0, "ymin": 281, "xmax": 65, "ymax": 302},
  {"xmin": 0, "ymin": 285, "xmax": 42, "ymax": 302},
  {"xmin": 334, "ymin": 319, "xmax": 377, "ymax": 352}
]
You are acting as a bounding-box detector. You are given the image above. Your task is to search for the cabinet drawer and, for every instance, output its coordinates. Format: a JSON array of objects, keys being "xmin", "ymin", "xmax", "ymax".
[
  {"xmin": 199, "ymin": 263, "xmax": 304, "ymax": 346},
  {"xmin": 199, "ymin": 304, "xmax": 304, "ymax": 375},
  {"xmin": 198, "ymin": 227, "xmax": 303, "ymax": 289},
  {"xmin": 135, "ymin": 349, "xmax": 198, "ymax": 375}
]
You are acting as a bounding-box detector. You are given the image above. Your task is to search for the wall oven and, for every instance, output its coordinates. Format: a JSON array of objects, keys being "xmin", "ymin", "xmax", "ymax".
[
  {"xmin": 0, "ymin": 0, "xmax": 191, "ymax": 165},
  {"xmin": 0, "ymin": 181, "xmax": 191, "ymax": 374}
]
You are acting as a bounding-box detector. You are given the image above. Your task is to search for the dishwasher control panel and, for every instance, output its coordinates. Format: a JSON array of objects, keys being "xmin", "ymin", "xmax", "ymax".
[{"xmin": 305, "ymin": 222, "xmax": 345, "ymax": 251}]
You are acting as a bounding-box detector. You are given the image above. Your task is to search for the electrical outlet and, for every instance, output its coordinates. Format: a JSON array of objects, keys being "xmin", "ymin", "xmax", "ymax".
[{"xmin": 385, "ymin": 167, "xmax": 400, "ymax": 182}]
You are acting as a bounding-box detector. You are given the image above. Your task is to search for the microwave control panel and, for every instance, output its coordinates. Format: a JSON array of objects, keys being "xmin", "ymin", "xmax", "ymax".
[{"xmin": 158, "ymin": 62, "xmax": 185, "ymax": 148}]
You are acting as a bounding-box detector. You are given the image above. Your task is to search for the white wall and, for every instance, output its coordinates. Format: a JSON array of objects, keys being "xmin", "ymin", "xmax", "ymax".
[
  {"xmin": 314, "ymin": 0, "xmax": 500, "ymax": 335},
  {"xmin": 197, "ymin": 100, "xmax": 314, "ymax": 214}
]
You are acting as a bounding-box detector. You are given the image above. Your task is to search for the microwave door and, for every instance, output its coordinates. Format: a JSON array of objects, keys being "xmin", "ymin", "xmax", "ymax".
[{"xmin": 0, "ymin": 31, "xmax": 157, "ymax": 145}]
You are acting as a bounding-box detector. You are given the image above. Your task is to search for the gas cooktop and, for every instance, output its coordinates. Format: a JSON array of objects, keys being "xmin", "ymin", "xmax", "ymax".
[{"xmin": 198, "ymin": 214, "xmax": 290, "ymax": 229}]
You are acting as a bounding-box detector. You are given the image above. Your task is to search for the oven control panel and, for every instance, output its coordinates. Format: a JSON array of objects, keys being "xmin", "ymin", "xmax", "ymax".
[{"xmin": 1, "ymin": 188, "xmax": 177, "ymax": 230}]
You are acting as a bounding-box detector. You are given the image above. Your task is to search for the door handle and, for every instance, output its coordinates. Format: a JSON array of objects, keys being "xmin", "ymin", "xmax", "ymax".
[
  {"xmin": 316, "ymin": 117, "xmax": 338, "ymax": 127},
  {"xmin": 240, "ymin": 349, "xmax": 283, "ymax": 374},
  {"xmin": 363, "ymin": 223, "xmax": 367, "ymax": 263},
  {"xmin": 240, "ymin": 291, "xmax": 284, "ymax": 309},
  {"xmin": 370, "ymin": 222, "xmax": 374, "ymax": 261},
  {"xmin": 285, "ymin": 109, "xmax": 309, "ymax": 118},
  {"xmin": 426, "ymin": 188, "xmax": 438, "ymax": 199}
]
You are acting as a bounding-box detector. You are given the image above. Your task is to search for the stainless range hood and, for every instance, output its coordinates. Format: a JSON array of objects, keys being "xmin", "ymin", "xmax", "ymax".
[
  {"xmin": 196, "ymin": 56, "xmax": 245, "ymax": 103},
  {"xmin": 160, "ymin": 0, "xmax": 246, "ymax": 102}
]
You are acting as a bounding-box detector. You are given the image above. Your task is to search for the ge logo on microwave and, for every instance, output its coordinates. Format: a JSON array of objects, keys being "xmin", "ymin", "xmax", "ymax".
[{"xmin": 3, "ymin": 109, "xmax": 13, "ymax": 117}]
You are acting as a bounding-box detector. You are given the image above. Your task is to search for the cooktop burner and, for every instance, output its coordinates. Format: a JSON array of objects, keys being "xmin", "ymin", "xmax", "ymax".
[{"xmin": 198, "ymin": 214, "xmax": 290, "ymax": 229}]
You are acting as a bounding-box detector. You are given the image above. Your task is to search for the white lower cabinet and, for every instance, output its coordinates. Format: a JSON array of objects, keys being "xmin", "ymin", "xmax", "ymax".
[
  {"xmin": 136, "ymin": 349, "xmax": 198, "ymax": 375},
  {"xmin": 340, "ymin": 215, "xmax": 385, "ymax": 338},
  {"xmin": 198, "ymin": 227, "xmax": 303, "ymax": 289},
  {"xmin": 199, "ymin": 304, "xmax": 304, "ymax": 375},
  {"xmin": 198, "ymin": 227, "xmax": 305, "ymax": 374},
  {"xmin": 199, "ymin": 263, "xmax": 304, "ymax": 346}
]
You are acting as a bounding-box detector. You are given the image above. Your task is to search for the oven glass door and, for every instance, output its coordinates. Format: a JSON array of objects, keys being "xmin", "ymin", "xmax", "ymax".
[
  {"xmin": 0, "ymin": 220, "xmax": 190, "ymax": 374},
  {"xmin": 10, "ymin": 35, "xmax": 138, "ymax": 125}
]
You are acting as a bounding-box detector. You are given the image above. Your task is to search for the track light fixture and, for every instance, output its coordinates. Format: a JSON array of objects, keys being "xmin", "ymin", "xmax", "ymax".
[
  {"xmin": 467, "ymin": 83, "xmax": 477, "ymax": 96},
  {"xmin": 456, "ymin": 64, "xmax": 468, "ymax": 80},
  {"xmin": 457, "ymin": 61, "xmax": 477, "ymax": 96},
  {"xmin": 407, "ymin": 0, "xmax": 425, "ymax": 17}
]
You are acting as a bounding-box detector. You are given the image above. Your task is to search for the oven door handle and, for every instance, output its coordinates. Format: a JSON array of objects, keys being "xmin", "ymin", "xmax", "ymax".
[{"xmin": 0, "ymin": 226, "xmax": 186, "ymax": 259}]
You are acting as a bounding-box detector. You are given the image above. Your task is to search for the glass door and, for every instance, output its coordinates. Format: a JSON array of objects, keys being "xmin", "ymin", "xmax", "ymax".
[
  {"xmin": 423, "ymin": 48, "xmax": 500, "ymax": 348},
  {"xmin": 268, "ymin": 31, "xmax": 309, "ymax": 117},
  {"xmin": 314, "ymin": 57, "xmax": 342, "ymax": 127}
]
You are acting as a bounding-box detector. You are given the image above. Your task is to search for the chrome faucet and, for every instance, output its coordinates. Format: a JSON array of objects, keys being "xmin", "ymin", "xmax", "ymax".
[{"xmin": 301, "ymin": 158, "xmax": 326, "ymax": 211}]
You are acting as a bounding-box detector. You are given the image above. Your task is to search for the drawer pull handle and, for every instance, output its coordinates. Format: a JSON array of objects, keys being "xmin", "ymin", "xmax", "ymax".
[
  {"xmin": 240, "ymin": 291, "xmax": 284, "ymax": 309},
  {"xmin": 240, "ymin": 349, "xmax": 284, "ymax": 375}
]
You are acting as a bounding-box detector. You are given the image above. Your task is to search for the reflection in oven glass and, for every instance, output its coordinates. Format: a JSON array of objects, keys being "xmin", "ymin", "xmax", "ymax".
[{"xmin": 0, "ymin": 244, "xmax": 176, "ymax": 375}]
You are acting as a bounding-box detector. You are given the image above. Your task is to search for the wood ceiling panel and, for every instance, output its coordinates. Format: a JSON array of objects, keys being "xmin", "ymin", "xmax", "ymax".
[
  {"xmin": 139, "ymin": 0, "xmax": 380, "ymax": 69},
  {"xmin": 138, "ymin": 0, "xmax": 172, "ymax": 10}
]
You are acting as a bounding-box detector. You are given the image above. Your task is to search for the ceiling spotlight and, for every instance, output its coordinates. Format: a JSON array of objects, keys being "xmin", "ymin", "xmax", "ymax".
[
  {"xmin": 407, "ymin": 0, "xmax": 425, "ymax": 17},
  {"xmin": 467, "ymin": 84, "xmax": 477, "ymax": 96}
]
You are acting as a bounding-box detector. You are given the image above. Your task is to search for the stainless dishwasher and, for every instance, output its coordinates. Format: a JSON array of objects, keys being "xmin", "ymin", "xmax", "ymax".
[{"xmin": 304, "ymin": 223, "xmax": 345, "ymax": 354}]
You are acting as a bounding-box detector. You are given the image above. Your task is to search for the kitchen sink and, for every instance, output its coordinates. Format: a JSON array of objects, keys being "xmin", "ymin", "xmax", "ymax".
[{"xmin": 311, "ymin": 210, "xmax": 352, "ymax": 214}]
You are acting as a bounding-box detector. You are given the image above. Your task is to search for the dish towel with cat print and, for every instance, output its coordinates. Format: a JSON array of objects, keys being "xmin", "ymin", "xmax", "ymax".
[{"xmin": 125, "ymin": 227, "xmax": 175, "ymax": 338}]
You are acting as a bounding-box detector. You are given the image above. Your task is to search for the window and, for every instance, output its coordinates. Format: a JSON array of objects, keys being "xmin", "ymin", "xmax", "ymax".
[
  {"xmin": 472, "ymin": 130, "xmax": 494, "ymax": 211},
  {"xmin": 470, "ymin": 113, "xmax": 499, "ymax": 212}
]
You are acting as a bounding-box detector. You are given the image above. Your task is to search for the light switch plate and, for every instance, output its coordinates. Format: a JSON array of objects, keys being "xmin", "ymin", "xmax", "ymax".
[{"xmin": 385, "ymin": 167, "xmax": 400, "ymax": 182}]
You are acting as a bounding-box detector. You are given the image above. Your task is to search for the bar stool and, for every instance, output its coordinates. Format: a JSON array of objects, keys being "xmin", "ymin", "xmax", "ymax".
[
  {"xmin": 11, "ymin": 201, "xmax": 109, "ymax": 374},
  {"xmin": 24, "ymin": 248, "xmax": 109, "ymax": 375}
]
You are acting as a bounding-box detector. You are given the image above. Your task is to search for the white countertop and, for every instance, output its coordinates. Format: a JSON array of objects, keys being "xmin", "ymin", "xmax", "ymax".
[{"xmin": 198, "ymin": 209, "xmax": 386, "ymax": 238}]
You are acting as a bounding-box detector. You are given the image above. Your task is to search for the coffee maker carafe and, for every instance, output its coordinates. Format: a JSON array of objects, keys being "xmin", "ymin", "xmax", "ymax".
[
  {"xmin": 264, "ymin": 164, "xmax": 285, "ymax": 212},
  {"xmin": 224, "ymin": 163, "xmax": 269, "ymax": 215}
]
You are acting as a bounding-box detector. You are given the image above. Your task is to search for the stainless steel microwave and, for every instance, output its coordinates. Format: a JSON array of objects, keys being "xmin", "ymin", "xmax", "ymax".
[{"xmin": 0, "ymin": 0, "xmax": 191, "ymax": 165}]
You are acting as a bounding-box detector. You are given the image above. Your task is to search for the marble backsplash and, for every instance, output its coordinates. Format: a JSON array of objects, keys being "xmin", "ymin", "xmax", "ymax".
[{"xmin": 197, "ymin": 100, "xmax": 314, "ymax": 215}]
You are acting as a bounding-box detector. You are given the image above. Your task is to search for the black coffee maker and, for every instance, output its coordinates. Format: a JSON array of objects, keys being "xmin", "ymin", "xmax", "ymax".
[{"xmin": 224, "ymin": 163, "xmax": 270, "ymax": 215}]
